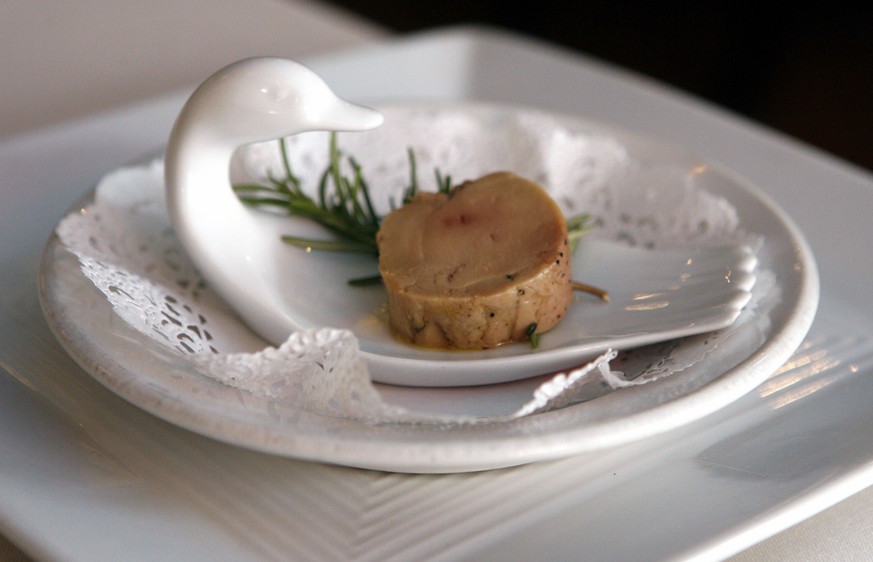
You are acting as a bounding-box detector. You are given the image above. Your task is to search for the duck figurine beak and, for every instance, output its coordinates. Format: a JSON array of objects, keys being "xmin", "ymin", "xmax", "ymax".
[
  {"xmin": 317, "ymin": 98, "xmax": 384, "ymax": 132},
  {"xmin": 164, "ymin": 57, "xmax": 383, "ymax": 344}
]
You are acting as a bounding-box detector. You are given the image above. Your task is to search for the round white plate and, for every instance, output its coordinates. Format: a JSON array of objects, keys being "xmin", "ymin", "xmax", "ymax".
[{"xmin": 39, "ymin": 104, "xmax": 819, "ymax": 473}]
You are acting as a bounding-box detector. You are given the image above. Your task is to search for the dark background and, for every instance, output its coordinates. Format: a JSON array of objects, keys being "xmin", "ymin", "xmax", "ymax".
[{"xmin": 327, "ymin": 2, "xmax": 873, "ymax": 172}]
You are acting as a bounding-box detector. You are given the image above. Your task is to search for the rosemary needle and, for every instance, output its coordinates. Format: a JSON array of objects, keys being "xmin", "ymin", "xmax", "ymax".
[{"xmin": 572, "ymin": 281, "xmax": 611, "ymax": 302}]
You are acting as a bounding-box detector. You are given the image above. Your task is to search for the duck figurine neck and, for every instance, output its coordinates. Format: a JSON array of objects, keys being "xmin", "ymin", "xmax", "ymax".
[{"xmin": 164, "ymin": 57, "xmax": 383, "ymax": 343}]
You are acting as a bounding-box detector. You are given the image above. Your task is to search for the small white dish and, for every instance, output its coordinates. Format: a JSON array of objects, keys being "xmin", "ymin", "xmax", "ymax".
[{"xmin": 162, "ymin": 58, "xmax": 761, "ymax": 386}]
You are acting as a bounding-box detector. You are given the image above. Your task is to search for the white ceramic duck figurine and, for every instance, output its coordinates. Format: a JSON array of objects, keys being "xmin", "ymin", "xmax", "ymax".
[{"xmin": 164, "ymin": 57, "xmax": 383, "ymax": 344}]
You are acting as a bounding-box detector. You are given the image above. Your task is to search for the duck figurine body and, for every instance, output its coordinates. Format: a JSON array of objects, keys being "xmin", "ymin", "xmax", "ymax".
[{"xmin": 164, "ymin": 57, "xmax": 383, "ymax": 344}]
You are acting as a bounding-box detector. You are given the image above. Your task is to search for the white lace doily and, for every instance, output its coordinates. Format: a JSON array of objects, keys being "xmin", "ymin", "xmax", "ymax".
[{"xmin": 56, "ymin": 105, "xmax": 770, "ymax": 424}]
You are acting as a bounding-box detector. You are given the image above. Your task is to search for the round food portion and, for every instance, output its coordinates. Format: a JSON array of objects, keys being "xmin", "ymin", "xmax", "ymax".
[{"xmin": 377, "ymin": 171, "xmax": 573, "ymax": 349}]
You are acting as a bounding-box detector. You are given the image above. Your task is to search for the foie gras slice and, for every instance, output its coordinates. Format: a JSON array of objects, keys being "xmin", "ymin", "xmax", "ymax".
[{"xmin": 377, "ymin": 171, "xmax": 573, "ymax": 350}]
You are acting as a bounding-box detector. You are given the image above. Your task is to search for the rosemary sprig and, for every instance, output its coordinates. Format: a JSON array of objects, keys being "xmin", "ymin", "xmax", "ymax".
[
  {"xmin": 234, "ymin": 132, "xmax": 457, "ymax": 261},
  {"xmin": 233, "ymin": 133, "xmax": 607, "ymax": 300},
  {"xmin": 233, "ymin": 133, "xmax": 382, "ymax": 254}
]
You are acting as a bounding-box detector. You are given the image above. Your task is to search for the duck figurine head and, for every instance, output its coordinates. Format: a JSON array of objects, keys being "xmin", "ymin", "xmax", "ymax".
[{"xmin": 164, "ymin": 57, "xmax": 383, "ymax": 344}]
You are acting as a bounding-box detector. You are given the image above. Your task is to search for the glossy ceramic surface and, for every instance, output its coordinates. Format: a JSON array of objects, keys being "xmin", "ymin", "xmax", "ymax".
[{"xmin": 164, "ymin": 57, "xmax": 383, "ymax": 352}]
